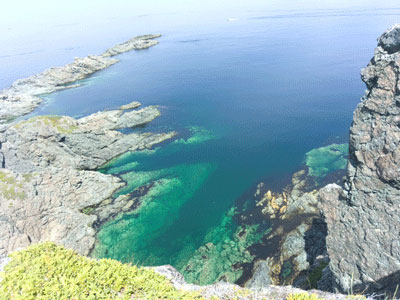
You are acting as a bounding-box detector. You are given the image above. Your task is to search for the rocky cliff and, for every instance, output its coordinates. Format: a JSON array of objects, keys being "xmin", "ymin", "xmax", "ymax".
[{"xmin": 319, "ymin": 24, "xmax": 400, "ymax": 296}]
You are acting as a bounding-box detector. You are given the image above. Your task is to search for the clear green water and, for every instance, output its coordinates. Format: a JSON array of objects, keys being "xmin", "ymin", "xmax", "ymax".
[
  {"xmin": 305, "ymin": 144, "xmax": 348, "ymax": 178},
  {"xmin": 94, "ymin": 161, "xmax": 217, "ymax": 266},
  {"xmin": 24, "ymin": 0, "xmax": 400, "ymax": 284}
]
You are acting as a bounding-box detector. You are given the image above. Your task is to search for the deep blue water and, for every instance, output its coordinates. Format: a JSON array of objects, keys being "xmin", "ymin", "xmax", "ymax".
[{"xmin": 4, "ymin": 0, "xmax": 400, "ymax": 283}]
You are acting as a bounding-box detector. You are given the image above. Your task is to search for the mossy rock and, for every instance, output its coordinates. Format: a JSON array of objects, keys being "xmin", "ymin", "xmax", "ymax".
[
  {"xmin": 0, "ymin": 170, "xmax": 26, "ymax": 200},
  {"xmin": 0, "ymin": 242, "xmax": 205, "ymax": 300},
  {"xmin": 15, "ymin": 115, "xmax": 78, "ymax": 134}
]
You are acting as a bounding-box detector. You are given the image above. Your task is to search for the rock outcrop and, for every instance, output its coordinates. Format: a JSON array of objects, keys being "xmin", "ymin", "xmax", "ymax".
[
  {"xmin": 319, "ymin": 24, "xmax": 400, "ymax": 296},
  {"xmin": 0, "ymin": 103, "xmax": 175, "ymax": 257},
  {"xmin": 0, "ymin": 34, "xmax": 160, "ymax": 123}
]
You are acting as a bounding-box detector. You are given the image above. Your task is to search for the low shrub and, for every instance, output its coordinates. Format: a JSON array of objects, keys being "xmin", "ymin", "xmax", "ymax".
[{"xmin": 0, "ymin": 242, "xmax": 203, "ymax": 300}]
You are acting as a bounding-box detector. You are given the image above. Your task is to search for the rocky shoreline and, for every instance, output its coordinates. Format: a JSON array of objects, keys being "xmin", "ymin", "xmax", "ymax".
[
  {"xmin": 1, "ymin": 25, "xmax": 400, "ymax": 299},
  {"xmin": 0, "ymin": 35, "xmax": 175, "ymax": 259},
  {"xmin": 0, "ymin": 104, "xmax": 175, "ymax": 257},
  {"xmin": 0, "ymin": 34, "xmax": 161, "ymax": 124}
]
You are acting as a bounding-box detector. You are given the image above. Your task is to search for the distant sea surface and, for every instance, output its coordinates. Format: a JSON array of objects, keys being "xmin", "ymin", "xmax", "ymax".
[{"xmin": 2, "ymin": 0, "xmax": 400, "ymax": 283}]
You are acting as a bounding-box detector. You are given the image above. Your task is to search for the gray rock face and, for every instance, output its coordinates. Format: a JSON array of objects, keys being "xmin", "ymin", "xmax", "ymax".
[
  {"xmin": 0, "ymin": 102, "xmax": 175, "ymax": 257},
  {"xmin": 0, "ymin": 34, "xmax": 161, "ymax": 123},
  {"xmin": 378, "ymin": 24, "xmax": 400, "ymax": 54},
  {"xmin": 319, "ymin": 25, "xmax": 400, "ymax": 295}
]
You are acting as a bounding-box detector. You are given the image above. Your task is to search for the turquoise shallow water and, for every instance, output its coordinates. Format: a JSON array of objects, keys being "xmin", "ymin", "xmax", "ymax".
[{"xmin": 20, "ymin": 0, "xmax": 400, "ymax": 284}]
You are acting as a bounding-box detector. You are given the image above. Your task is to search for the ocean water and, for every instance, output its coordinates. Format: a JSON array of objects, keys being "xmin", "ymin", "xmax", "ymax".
[{"xmin": 3, "ymin": 0, "xmax": 400, "ymax": 284}]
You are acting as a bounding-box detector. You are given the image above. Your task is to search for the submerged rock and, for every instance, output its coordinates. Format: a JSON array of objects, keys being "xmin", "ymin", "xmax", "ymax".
[
  {"xmin": 244, "ymin": 169, "xmax": 323, "ymax": 289},
  {"xmin": 182, "ymin": 220, "xmax": 264, "ymax": 285},
  {"xmin": 0, "ymin": 34, "xmax": 161, "ymax": 123},
  {"xmin": 319, "ymin": 24, "xmax": 400, "ymax": 296},
  {"xmin": 182, "ymin": 154, "xmax": 346, "ymax": 290}
]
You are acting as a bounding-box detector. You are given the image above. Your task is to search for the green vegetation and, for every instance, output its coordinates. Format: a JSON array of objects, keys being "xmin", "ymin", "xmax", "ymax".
[
  {"xmin": 81, "ymin": 206, "xmax": 95, "ymax": 215},
  {"xmin": 0, "ymin": 242, "xmax": 205, "ymax": 300},
  {"xmin": 0, "ymin": 170, "xmax": 17, "ymax": 184},
  {"xmin": 22, "ymin": 173, "xmax": 35, "ymax": 182},
  {"xmin": 286, "ymin": 293, "xmax": 325, "ymax": 300},
  {"xmin": 305, "ymin": 144, "xmax": 348, "ymax": 178}
]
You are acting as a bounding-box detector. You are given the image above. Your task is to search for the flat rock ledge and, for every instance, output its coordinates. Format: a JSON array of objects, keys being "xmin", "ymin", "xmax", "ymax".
[
  {"xmin": 319, "ymin": 24, "xmax": 400, "ymax": 296},
  {"xmin": 0, "ymin": 34, "xmax": 161, "ymax": 124}
]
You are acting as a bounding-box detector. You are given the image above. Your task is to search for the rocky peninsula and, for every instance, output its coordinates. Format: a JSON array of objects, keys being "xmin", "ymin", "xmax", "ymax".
[{"xmin": 0, "ymin": 34, "xmax": 161, "ymax": 124}]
